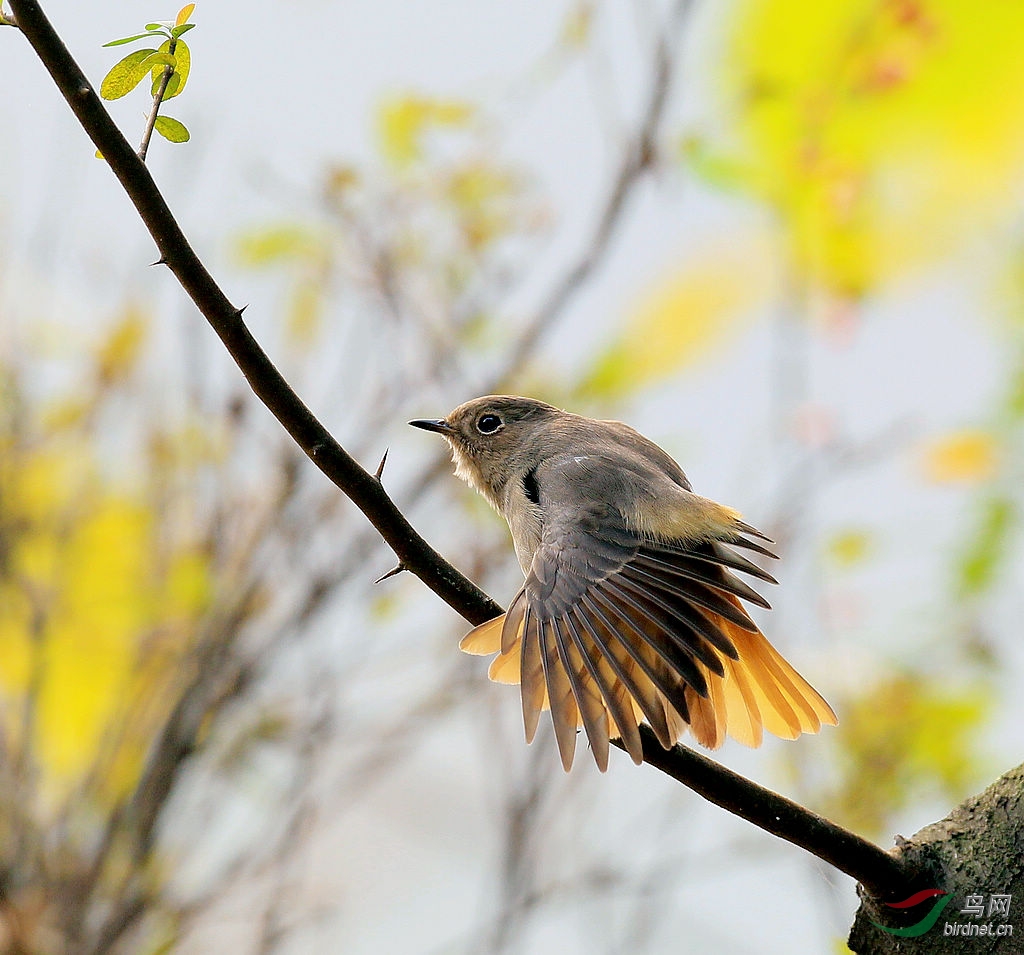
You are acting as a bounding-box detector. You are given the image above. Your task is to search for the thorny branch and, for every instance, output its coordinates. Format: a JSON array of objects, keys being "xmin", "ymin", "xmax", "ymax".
[
  {"xmin": 6, "ymin": 0, "xmax": 918, "ymax": 920},
  {"xmin": 5, "ymin": 0, "xmax": 502, "ymax": 629},
  {"xmin": 285, "ymin": 0, "xmax": 694, "ymax": 632}
]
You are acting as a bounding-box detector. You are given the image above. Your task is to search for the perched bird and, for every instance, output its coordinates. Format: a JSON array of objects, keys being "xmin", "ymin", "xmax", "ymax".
[{"xmin": 410, "ymin": 396, "xmax": 836, "ymax": 771}]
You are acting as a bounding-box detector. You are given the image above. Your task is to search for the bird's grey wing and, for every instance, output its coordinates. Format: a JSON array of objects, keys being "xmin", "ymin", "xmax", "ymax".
[{"xmin": 464, "ymin": 454, "xmax": 779, "ymax": 771}]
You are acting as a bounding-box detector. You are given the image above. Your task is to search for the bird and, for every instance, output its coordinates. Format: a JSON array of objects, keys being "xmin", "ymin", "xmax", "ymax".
[{"xmin": 410, "ymin": 395, "xmax": 837, "ymax": 771}]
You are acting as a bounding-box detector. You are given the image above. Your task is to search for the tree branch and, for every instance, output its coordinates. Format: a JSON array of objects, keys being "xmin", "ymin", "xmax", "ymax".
[
  {"xmin": 849, "ymin": 762, "xmax": 1024, "ymax": 953},
  {"xmin": 6, "ymin": 0, "xmax": 501, "ymax": 630},
  {"xmin": 631, "ymin": 726, "xmax": 915, "ymax": 901},
  {"xmin": 5, "ymin": 0, "xmax": 918, "ymax": 905}
]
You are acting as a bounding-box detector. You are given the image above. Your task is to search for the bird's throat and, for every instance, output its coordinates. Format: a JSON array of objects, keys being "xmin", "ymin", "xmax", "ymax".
[{"xmin": 448, "ymin": 441, "xmax": 502, "ymax": 512}]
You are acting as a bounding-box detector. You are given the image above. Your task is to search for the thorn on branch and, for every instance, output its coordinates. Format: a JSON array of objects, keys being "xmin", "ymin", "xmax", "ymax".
[
  {"xmin": 374, "ymin": 563, "xmax": 406, "ymax": 584},
  {"xmin": 235, "ymin": 305, "xmax": 248, "ymax": 318},
  {"xmin": 374, "ymin": 448, "xmax": 389, "ymax": 482},
  {"xmin": 150, "ymin": 256, "xmax": 167, "ymax": 267}
]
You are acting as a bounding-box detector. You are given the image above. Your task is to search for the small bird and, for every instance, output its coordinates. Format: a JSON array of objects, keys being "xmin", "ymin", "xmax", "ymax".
[{"xmin": 410, "ymin": 396, "xmax": 836, "ymax": 771}]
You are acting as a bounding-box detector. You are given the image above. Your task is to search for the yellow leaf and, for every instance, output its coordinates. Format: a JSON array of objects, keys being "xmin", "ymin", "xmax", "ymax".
[
  {"xmin": 446, "ymin": 164, "xmax": 516, "ymax": 249},
  {"xmin": 176, "ymin": 3, "xmax": 195, "ymax": 26},
  {"xmin": 166, "ymin": 550, "xmax": 212, "ymax": 618},
  {"xmin": 100, "ymin": 48, "xmax": 156, "ymax": 100},
  {"xmin": 97, "ymin": 308, "xmax": 146, "ymax": 384},
  {"xmin": 721, "ymin": 1, "xmax": 1024, "ymax": 294},
  {"xmin": 922, "ymin": 430, "xmax": 999, "ymax": 484},
  {"xmin": 234, "ymin": 224, "xmax": 325, "ymax": 267},
  {"xmin": 37, "ymin": 500, "xmax": 153, "ymax": 783},
  {"xmin": 153, "ymin": 38, "xmax": 190, "ymax": 100},
  {"xmin": 377, "ymin": 94, "xmax": 472, "ymax": 168},
  {"xmin": 561, "ymin": 3, "xmax": 592, "ymax": 48},
  {"xmin": 826, "ymin": 528, "xmax": 874, "ymax": 567},
  {"xmin": 41, "ymin": 396, "xmax": 91, "ymax": 433},
  {"xmin": 0, "ymin": 441, "xmax": 209, "ymax": 805},
  {"xmin": 577, "ymin": 235, "xmax": 775, "ymax": 397},
  {"xmin": 286, "ymin": 279, "xmax": 323, "ymax": 345}
]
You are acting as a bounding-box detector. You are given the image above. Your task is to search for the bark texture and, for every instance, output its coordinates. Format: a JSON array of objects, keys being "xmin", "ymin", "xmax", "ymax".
[{"xmin": 849, "ymin": 762, "xmax": 1024, "ymax": 954}]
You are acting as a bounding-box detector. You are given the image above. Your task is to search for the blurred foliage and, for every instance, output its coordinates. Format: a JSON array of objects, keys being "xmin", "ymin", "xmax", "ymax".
[
  {"xmin": 0, "ymin": 297, "xmax": 313, "ymax": 950},
  {"xmin": 0, "ymin": 315, "xmax": 211, "ymax": 808},
  {"xmin": 948, "ymin": 341, "xmax": 1024, "ymax": 599},
  {"xmin": 574, "ymin": 235, "xmax": 775, "ymax": 399},
  {"xmin": 377, "ymin": 94, "xmax": 474, "ymax": 169},
  {"xmin": 707, "ymin": 0, "xmax": 1024, "ymax": 297},
  {"xmin": 559, "ymin": 2, "xmax": 593, "ymax": 49},
  {"xmin": 826, "ymin": 527, "xmax": 875, "ymax": 568},
  {"xmin": 97, "ymin": 306, "xmax": 147, "ymax": 383},
  {"xmin": 584, "ymin": 2, "xmax": 1024, "ymax": 411},
  {"xmin": 234, "ymin": 223, "xmax": 332, "ymax": 343},
  {"xmin": 233, "ymin": 93, "xmax": 542, "ymax": 368},
  {"xmin": 956, "ymin": 495, "xmax": 1016, "ymax": 597},
  {"xmin": 0, "ymin": 24, "xmax": 551, "ymax": 948},
  {"xmin": 820, "ymin": 674, "xmax": 991, "ymax": 837},
  {"xmin": 921, "ymin": 429, "xmax": 999, "ymax": 484},
  {"xmin": 227, "ymin": 5, "xmax": 1024, "ymax": 869},
  {"xmin": 666, "ymin": 0, "xmax": 1024, "ymax": 851}
]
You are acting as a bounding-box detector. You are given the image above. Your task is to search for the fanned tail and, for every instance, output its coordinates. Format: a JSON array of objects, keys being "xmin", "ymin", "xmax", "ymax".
[
  {"xmin": 457, "ymin": 532, "xmax": 836, "ymax": 771},
  {"xmin": 458, "ymin": 600, "xmax": 835, "ymax": 770}
]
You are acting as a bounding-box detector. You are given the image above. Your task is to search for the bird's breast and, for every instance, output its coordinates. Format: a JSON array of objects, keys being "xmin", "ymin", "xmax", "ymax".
[{"xmin": 502, "ymin": 481, "xmax": 544, "ymax": 575}]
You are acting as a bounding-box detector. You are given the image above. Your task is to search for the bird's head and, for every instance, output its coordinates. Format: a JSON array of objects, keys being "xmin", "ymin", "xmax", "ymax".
[{"xmin": 410, "ymin": 395, "xmax": 559, "ymax": 507}]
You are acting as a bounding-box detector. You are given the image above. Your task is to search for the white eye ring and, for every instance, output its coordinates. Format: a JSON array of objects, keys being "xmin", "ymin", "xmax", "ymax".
[{"xmin": 476, "ymin": 413, "xmax": 503, "ymax": 434}]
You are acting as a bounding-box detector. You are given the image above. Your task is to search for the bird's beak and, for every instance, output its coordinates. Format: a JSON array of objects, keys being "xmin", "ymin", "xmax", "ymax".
[{"xmin": 408, "ymin": 418, "xmax": 452, "ymax": 435}]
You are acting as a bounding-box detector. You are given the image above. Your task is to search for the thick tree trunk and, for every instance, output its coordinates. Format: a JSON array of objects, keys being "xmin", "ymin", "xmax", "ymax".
[{"xmin": 849, "ymin": 762, "xmax": 1024, "ymax": 954}]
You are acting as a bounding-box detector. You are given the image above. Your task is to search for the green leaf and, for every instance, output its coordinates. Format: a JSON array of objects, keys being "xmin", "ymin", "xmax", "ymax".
[
  {"xmin": 154, "ymin": 116, "xmax": 190, "ymax": 143},
  {"xmin": 677, "ymin": 135, "xmax": 753, "ymax": 192},
  {"xmin": 152, "ymin": 39, "xmax": 190, "ymax": 100},
  {"xmin": 102, "ymin": 33, "xmax": 161, "ymax": 47},
  {"xmin": 958, "ymin": 495, "xmax": 1017, "ymax": 596},
  {"xmin": 144, "ymin": 23, "xmax": 166, "ymax": 31},
  {"xmin": 170, "ymin": 23, "xmax": 196, "ymax": 39},
  {"xmin": 142, "ymin": 52, "xmax": 177, "ymax": 69},
  {"xmin": 823, "ymin": 674, "xmax": 991, "ymax": 838},
  {"xmin": 100, "ymin": 49, "xmax": 157, "ymax": 100},
  {"xmin": 1006, "ymin": 361, "xmax": 1024, "ymax": 419}
]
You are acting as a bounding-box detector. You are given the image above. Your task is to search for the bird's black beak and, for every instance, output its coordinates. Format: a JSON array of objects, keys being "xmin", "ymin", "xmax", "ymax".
[{"xmin": 408, "ymin": 418, "xmax": 451, "ymax": 435}]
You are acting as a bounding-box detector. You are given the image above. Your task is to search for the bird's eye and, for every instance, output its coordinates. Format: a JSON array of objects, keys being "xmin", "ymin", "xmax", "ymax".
[{"xmin": 476, "ymin": 413, "xmax": 503, "ymax": 434}]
